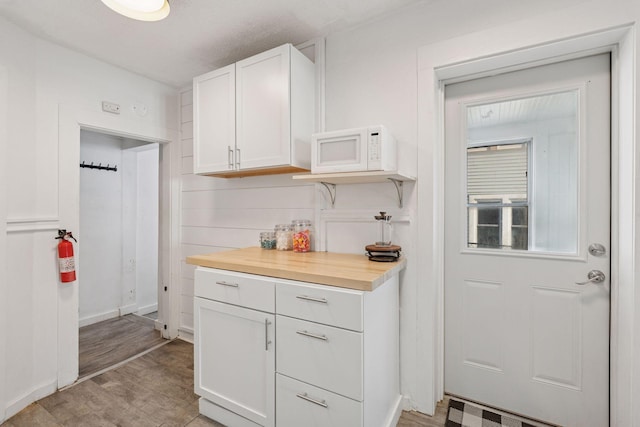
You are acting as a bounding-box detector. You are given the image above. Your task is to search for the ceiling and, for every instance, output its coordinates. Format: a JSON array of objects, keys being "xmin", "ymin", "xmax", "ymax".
[
  {"xmin": 467, "ymin": 91, "xmax": 578, "ymax": 129},
  {"xmin": 0, "ymin": 0, "xmax": 424, "ymax": 88}
]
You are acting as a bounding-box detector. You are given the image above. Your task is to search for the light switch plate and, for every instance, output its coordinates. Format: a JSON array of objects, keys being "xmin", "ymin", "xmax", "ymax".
[{"xmin": 102, "ymin": 101, "xmax": 121, "ymax": 114}]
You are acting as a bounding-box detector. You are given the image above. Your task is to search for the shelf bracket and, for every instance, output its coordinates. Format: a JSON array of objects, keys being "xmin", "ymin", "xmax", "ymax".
[
  {"xmin": 320, "ymin": 182, "xmax": 337, "ymax": 208},
  {"xmin": 388, "ymin": 178, "xmax": 404, "ymax": 208}
]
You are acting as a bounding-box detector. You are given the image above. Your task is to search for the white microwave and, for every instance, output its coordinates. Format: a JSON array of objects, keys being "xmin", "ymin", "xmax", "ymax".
[{"xmin": 311, "ymin": 125, "xmax": 397, "ymax": 174}]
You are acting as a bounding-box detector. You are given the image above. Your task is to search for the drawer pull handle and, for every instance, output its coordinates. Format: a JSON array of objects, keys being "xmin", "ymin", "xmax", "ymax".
[
  {"xmin": 216, "ymin": 281, "xmax": 239, "ymax": 288},
  {"xmin": 296, "ymin": 393, "xmax": 328, "ymax": 408},
  {"xmin": 296, "ymin": 330, "xmax": 328, "ymax": 341},
  {"xmin": 296, "ymin": 295, "xmax": 328, "ymax": 304},
  {"xmin": 265, "ymin": 319, "xmax": 272, "ymax": 351}
]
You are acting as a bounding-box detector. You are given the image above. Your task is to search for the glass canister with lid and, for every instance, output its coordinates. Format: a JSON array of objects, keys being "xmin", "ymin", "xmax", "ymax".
[
  {"xmin": 275, "ymin": 224, "xmax": 293, "ymax": 251},
  {"xmin": 292, "ymin": 219, "xmax": 313, "ymax": 252},
  {"xmin": 259, "ymin": 231, "xmax": 276, "ymax": 249}
]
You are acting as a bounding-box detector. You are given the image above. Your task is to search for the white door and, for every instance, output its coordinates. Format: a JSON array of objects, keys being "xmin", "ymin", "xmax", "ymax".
[
  {"xmin": 194, "ymin": 297, "xmax": 275, "ymax": 427},
  {"xmin": 444, "ymin": 54, "xmax": 610, "ymax": 427},
  {"xmin": 236, "ymin": 44, "xmax": 291, "ymax": 170},
  {"xmin": 193, "ymin": 63, "xmax": 236, "ymax": 174}
]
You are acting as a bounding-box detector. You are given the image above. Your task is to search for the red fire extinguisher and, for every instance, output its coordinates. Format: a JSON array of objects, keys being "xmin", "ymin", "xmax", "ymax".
[{"xmin": 56, "ymin": 230, "xmax": 77, "ymax": 283}]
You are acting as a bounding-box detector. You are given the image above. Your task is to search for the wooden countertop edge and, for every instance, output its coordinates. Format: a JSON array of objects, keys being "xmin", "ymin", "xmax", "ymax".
[{"xmin": 186, "ymin": 252, "xmax": 406, "ymax": 292}]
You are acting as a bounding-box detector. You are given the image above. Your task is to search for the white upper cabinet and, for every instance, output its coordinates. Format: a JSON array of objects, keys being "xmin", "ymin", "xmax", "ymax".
[
  {"xmin": 193, "ymin": 44, "xmax": 315, "ymax": 177},
  {"xmin": 193, "ymin": 64, "xmax": 236, "ymax": 174}
]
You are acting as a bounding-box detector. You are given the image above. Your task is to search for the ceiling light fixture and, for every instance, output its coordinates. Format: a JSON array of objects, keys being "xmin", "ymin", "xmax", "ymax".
[{"xmin": 101, "ymin": 0, "xmax": 170, "ymax": 21}]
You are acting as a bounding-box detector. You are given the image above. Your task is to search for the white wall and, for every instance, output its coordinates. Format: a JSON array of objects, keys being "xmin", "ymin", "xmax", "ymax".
[
  {"xmin": 0, "ymin": 15, "xmax": 177, "ymax": 422},
  {"xmin": 0, "ymin": 66, "xmax": 8, "ymax": 427},
  {"xmin": 79, "ymin": 131, "xmax": 124, "ymax": 324},
  {"xmin": 323, "ymin": 0, "xmax": 640, "ymax": 422},
  {"xmin": 135, "ymin": 144, "xmax": 159, "ymax": 315},
  {"xmin": 79, "ymin": 134, "xmax": 159, "ymax": 325}
]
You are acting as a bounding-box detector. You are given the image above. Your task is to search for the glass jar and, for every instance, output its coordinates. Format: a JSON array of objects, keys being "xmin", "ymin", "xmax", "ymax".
[
  {"xmin": 259, "ymin": 231, "xmax": 276, "ymax": 249},
  {"xmin": 292, "ymin": 219, "xmax": 313, "ymax": 253},
  {"xmin": 275, "ymin": 224, "xmax": 293, "ymax": 251}
]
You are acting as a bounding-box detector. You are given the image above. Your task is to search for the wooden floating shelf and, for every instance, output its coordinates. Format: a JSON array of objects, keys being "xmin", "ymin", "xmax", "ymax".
[
  {"xmin": 292, "ymin": 170, "xmax": 415, "ymax": 185},
  {"xmin": 292, "ymin": 171, "xmax": 416, "ymax": 207}
]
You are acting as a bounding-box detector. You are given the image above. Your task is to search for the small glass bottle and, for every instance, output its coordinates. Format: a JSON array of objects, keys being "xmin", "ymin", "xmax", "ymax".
[
  {"xmin": 259, "ymin": 231, "xmax": 276, "ymax": 249},
  {"xmin": 275, "ymin": 224, "xmax": 293, "ymax": 251},
  {"xmin": 292, "ymin": 219, "xmax": 313, "ymax": 253}
]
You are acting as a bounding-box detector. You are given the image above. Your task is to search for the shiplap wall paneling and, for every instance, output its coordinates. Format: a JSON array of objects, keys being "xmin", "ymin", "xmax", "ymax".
[{"xmin": 178, "ymin": 89, "xmax": 316, "ymax": 339}]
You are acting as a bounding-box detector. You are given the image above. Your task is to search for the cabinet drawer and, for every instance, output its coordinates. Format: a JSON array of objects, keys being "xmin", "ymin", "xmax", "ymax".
[
  {"xmin": 276, "ymin": 374, "xmax": 362, "ymax": 427},
  {"xmin": 276, "ymin": 281, "xmax": 363, "ymax": 331},
  {"xmin": 195, "ymin": 268, "xmax": 275, "ymax": 313},
  {"xmin": 276, "ymin": 315, "xmax": 363, "ymax": 400}
]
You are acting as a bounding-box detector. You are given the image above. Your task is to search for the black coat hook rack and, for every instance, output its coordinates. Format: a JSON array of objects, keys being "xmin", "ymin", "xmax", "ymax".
[{"xmin": 80, "ymin": 161, "xmax": 118, "ymax": 172}]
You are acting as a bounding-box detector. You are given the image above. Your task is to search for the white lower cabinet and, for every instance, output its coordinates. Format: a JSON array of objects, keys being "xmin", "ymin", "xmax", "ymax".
[
  {"xmin": 194, "ymin": 267, "xmax": 401, "ymax": 427},
  {"xmin": 194, "ymin": 269, "xmax": 276, "ymax": 427}
]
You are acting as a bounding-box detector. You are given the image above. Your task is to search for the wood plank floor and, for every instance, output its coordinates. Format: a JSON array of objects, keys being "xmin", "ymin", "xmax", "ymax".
[
  {"xmin": 79, "ymin": 314, "xmax": 166, "ymax": 378},
  {"xmin": 3, "ymin": 339, "xmax": 449, "ymax": 427}
]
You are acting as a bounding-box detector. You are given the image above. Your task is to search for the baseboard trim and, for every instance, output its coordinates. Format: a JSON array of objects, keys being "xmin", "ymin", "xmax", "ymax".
[
  {"xmin": 178, "ymin": 327, "xmax": 194, "ymax": 343},
  {"xmin": 79, "ymin": 309, "xmax": 119, "ymax": 327},
  {"xmin": 199, "ymin": 398, "xmax": 261, "ymax": 427},
  {"xmin": 136, "ymin": 303, "xmax": 157, "ymax": 316},
  {"xmin": 384, "ymin": 395, "xmax": 404, "ymax": 427},
  {"xmin": 4, "ymin": 380, "xmax": 57, "ymax": 422},
  {"xmin": 119, "ymin": 304, "xmax": 138, "ymax": 316},
  {"xmin": 401, "ymin": 394, "xmax": 414, "ymax": 411}
]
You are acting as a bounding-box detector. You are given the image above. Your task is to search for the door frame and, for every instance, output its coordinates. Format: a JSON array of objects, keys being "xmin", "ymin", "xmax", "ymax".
[
  {"xmin": 417, "ymin": 21, "xmax": 636, "ymax": 426},
  {"xmin": 57, "ymin": 106, "xmax": 182, "ymax": 388},
  {"xmin": 0, "ymin": 66, "xmax": 7, "ymax": 423}
]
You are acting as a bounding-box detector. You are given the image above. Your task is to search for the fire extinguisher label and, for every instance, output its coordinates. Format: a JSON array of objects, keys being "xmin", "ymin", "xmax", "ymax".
[{"xmin": 59, "ymin": 256, "xmax": 75, "ymax": 273}]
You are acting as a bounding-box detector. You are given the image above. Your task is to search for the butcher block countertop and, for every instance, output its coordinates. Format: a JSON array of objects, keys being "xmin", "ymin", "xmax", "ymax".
[{"xmin": 186, "ymin": 246, "xmax": 406, "ymax": 291}]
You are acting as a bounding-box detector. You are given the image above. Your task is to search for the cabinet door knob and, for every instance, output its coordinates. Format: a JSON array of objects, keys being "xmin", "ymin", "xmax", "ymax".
[{"xmin": 228, "ymin": 146, "xmax": 234, "ymax": 169}]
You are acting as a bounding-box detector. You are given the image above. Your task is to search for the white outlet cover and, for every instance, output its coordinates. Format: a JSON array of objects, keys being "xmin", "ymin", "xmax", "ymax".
[{"xmin": 132, "ymin": 103, "xmax": 148, "ymax": 117}]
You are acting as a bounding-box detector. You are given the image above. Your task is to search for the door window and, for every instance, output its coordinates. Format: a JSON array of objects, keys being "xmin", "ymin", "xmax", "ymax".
[{"xmin": 465, "ymin": 90, "xmax": 579, "ymax": 254}]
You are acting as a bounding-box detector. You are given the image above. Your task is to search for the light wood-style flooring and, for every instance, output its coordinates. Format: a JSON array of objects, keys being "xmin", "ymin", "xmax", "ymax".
[
  {"xmin": 79, "ymin": 314, "xmax": 166, "ymax": 378},
  {"xmin": 3, "ymin": 339, "xmax": 449, "ymax": 427}
]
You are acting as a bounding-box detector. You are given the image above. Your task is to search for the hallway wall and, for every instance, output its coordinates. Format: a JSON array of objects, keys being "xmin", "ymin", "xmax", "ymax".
[
  {"xmin": 79, "ymin": 131, "xmax": 124, "ymax": 325},
  {"xmin": 0, "ymin": 16, "xmax": 177, "ymax": 422}
]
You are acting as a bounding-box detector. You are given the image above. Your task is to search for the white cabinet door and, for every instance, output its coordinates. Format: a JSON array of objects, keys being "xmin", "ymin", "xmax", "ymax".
[
  {"xmin": 194, "ymin": 297, "xmax": 275, "ymax": 427},
  {"xmin": 235, "ymin": 44, "xmax": 291, "ymax": 170},
  {"xmin": 193, "ymin": 64, "xmax": 236, "ymax": 174}
]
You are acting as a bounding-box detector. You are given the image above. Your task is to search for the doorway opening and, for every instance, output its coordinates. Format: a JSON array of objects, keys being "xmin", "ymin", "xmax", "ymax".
[{"xmin": 78, "ymin": 129, "xmax": 165, "ymax": 378}]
